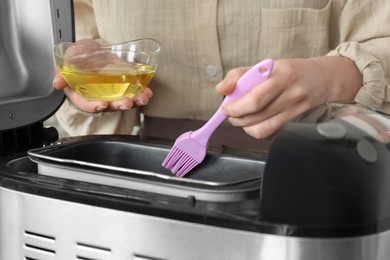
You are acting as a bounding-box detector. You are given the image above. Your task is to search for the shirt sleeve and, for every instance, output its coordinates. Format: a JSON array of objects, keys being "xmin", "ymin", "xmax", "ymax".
[{"xmin": 326, "ymin": 0, "xmax": 390, "ymax": 114}]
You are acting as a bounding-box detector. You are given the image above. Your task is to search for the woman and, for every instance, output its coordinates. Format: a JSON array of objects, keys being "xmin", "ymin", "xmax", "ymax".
[{"xmin": 53, "ymin": 0, "xmax": 390, "ymax": 148}]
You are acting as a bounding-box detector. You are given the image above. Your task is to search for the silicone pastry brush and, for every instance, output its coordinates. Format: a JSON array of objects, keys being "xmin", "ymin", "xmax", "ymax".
[{"xmin": 162, "ymin": 58, "xmax": 274, "ymax": 177}]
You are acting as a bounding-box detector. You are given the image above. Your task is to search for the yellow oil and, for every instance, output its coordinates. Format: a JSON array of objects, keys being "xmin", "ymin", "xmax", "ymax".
[{"xmin": 60, "ymin": 62, "xmax": 156, "ymax": 101}]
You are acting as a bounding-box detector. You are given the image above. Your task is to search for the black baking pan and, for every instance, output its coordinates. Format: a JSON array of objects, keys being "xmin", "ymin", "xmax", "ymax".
[{"xmin": 28, "ymin": 135, "xmax": 265, "ymax": 202}]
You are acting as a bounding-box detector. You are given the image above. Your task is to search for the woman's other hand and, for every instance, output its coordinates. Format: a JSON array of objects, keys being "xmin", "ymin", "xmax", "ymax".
[
  {"xmin": 216, "ymin": 57, "xmax": 362, "ymax": 139},
  {"xmin": 52, "ymin": 39, "xmax": 153, "ymax": 113}
]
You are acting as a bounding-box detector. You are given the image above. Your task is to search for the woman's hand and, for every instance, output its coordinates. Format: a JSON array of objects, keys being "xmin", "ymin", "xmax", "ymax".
[
  {"xmin": 52, "ymin": 38, "xmax": 153, "ymax": 113},
  {"xmin": 215, "ymin": 57, "xmax": 362, "ymax": 139}
]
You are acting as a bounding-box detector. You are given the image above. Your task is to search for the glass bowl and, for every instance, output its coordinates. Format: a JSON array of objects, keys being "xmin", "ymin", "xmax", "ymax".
[{"xmin": 54, "ymin": 38, "xmax": 160, "ymax": 101}]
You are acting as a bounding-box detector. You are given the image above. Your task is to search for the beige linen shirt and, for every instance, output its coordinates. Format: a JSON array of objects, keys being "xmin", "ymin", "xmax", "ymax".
[{"xmin": 55, "ymin": 0, "xmax": 390, "ymax": 137}]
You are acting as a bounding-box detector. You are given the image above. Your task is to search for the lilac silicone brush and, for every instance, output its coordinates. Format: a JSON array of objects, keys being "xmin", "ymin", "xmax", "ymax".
[{"xmin": 162, "ymin": 58, "xmax": 274, "ymax": 177}]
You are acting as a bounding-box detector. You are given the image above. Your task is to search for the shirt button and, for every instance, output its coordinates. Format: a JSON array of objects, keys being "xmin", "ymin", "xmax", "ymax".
[{"xmin": 205, "ymin": 65, "xmax": 217, "ymax": 77}]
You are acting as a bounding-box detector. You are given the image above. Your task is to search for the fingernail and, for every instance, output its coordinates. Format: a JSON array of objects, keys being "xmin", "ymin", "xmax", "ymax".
[
  {"xmin": 215, "ymin": 80, "xmax": 224, "ymax": 90},
  {"xmin": 52, "ymin": 74, "xmax": 59, "ymax": 87},
  {"xmin": 118, "ymin": 105, "xmax": 130, "ymax": 110},
  {"xmin": 96, "ymin": 105, "xmax": 107, "ymax": 112},
  {"xmin": 136, "ymin": 100, "xmax": 147, "ymax": 106}
]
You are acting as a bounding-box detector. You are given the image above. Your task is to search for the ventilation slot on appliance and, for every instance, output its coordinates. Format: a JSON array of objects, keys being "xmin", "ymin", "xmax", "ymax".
[
  {"xmin": 23, "ymin": 230, "xmax": 56, "ymax": 259},
  {"xmin": 76, "ymin": 242, "xmax": 112, "ymax": 260},
  {"xmin": 0, "ymin": 122, "xmax": 56, "ymax": 156}
]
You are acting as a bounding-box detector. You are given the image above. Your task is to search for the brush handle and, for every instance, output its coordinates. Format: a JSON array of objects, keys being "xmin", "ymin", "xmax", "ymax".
[{"xmin": 191, "ymin": 58, "xmax": 274, "ymax": 147}]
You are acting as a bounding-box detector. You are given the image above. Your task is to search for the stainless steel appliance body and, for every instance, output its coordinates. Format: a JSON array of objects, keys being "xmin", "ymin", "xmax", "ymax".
[{"xmin": 2, "ymin": 185, "xmax": 390, "ymax": 260}]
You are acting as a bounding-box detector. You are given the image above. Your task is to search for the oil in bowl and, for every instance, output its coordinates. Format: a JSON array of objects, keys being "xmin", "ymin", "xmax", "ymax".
[
  {"xmin": 60, "ymin": 62, "xmax": 156, "ymax": 101},
  {"xmin": 54, "ymin": 39, "xmax": 160, "ymax": 101}
]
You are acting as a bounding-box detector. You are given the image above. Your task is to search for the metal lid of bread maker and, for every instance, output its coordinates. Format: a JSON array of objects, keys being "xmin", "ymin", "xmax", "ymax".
[{"xmin": 0, "ymin": 0, "xmax": 73, "ymax": 133}]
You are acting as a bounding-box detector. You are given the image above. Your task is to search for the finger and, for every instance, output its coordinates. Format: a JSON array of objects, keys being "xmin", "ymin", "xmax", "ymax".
[
  {"xmin": 242, "ymin": 109, "xmax": 297, "ymax": 140},
  {"xmin": 134, "ymin": 92, "xmax": 150, "ymax": 106},
  {"xmin": 232, "ymin": 97, "xmax": 312, "ymax": 140},
  {"xmin": 221, "ymin": 78, "xmax": 284, "ymax": 118},
  {"xmin": 109, "ymin": 88, "xmax": 152, "ymax": 110},
  {"xmin": 108, "ymin": 98, "xmax": 135, "ymax": 110},
  {"xmin": 64, "ymin": 87, "xmax": 109, "ymax": 113},
  {"xmin": 142, "ymin": 87, "xmax": 153, "ymax": 98},
  {"xmin": 215, "ymin": 67, "xmax": 249, "ymax": 95},
  {"xmin": 242, "ymin": 116, "xmax": 283, "ymax": 140},
  {"xmin": 53, "ymin": 67, "xmax": 68, "ymax": 90},
  {"xmin": 228, "ymin": 87, "xmax": 310, "ymax": 128},
  {"xmin": 64, "ymin": 39, "xmax": 100, "ymax": 59}
]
